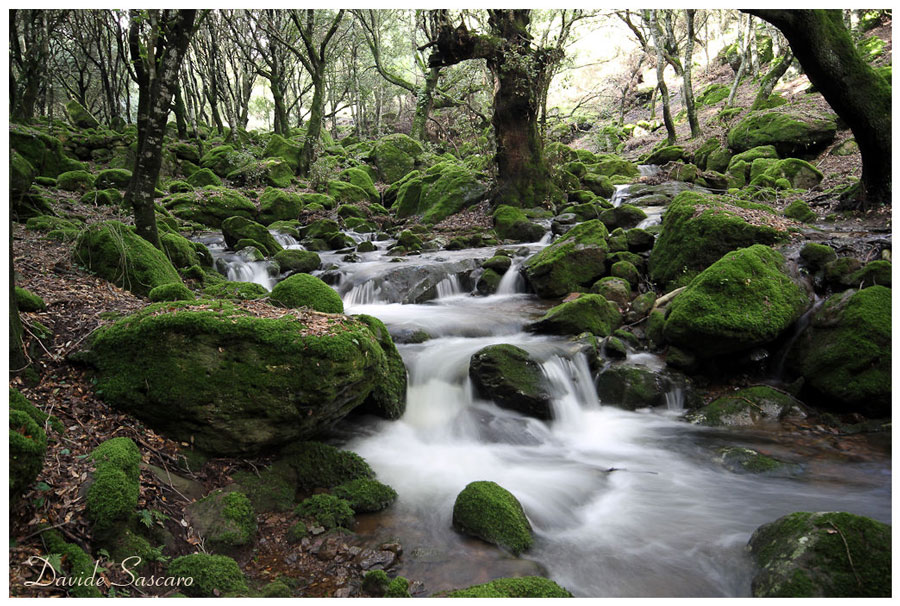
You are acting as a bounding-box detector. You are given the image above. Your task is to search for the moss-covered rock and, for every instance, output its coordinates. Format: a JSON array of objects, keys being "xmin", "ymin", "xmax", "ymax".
[
  {"xmin": 167, "ymin": 553, "xmax": 248, "ymax": 597},
  {"xmin": 784, "ymin": 200, "xmax": 817, "ymax": 223},
  {"xmin": 269, "ymin": 273, "xmax": 342, "ymax": 313},
  {"xmin": 847, "ymin": 260, "xmax": 891, "ymax": 288},
  {"xmin": 164, "ymin": 187, "xmax": 257, "ymax": 228},
  {"xmin": 645, "ymin": 145, "xmax": 685, "ymax": 165},
  {"xmin": 523, "ymin": 220, "xmax": 609, "ymax": 298},
  {"xmin": 258, "ymin": 188, "xmax": 302, "ymax": 225},
  {"xmin": 221, "ymin": 216, "xmax": 282, "ymax": 257},
  {"xmin": 86, "ymin": 437, "xmax": 141, "ymax": 534},
  {"xmin": 202, "ymin": 281, "xmax": 268, "ymax": 301},
  {"xmin": 186, "ymin": 490, "xmax": 256, "ymax": 554},
  {"xmin": 610, "ymin": 260, "xmax": 640, "ymax": 288},
  {"xmin": 753, "ymin": 158, "xmax": 823, "ymax": 190},
  {"xmin": 327, "ymin": 179, "xmax": 371, "ymax": 205},
  {"xmin": 148, "ymin": 282, "xmax": 194, "ymax": 302},
  {"xmin": 581, "ymin": 173, "xmax": 614, "ymax": 198},
  {"xmin": 14, "ymin": 286, "xmax": 46, "ymax": 312},
  {"xmin": 591, "ymin": 276, "xmax": 631, "ymax": 306},
  {"xmin": 56, "ymin": 169, "xmax": 96, "ymax": 192},
  {"xmin": 79, "ymin": 301, "xmax": 406, "ymax": 455},
  {"xmin": 274, "ymin": 441, "xmax": 374, "ymax": 492},
  {"xmin": 447, "ymin": 576, "xmax": 572, "ymax": 598},
  {"xmin": 493, "ymin": 205, "xmax": 544, "ymax": 243},
  {"xmin": 74, "ymin": 221, "xmax": 181, "ymax": 297},
  {"xmin": 385, "ymin": 577, "xmax": 412, "ymax": 598},
  {"xmin": 362, "ymin": 570, "xmax": 390, "ymax": 596},
  {"xmin": 469, "ymin": 344, "xmax": 554, "ymax": 419},
  {"xmin": 527, "ymin": 294, "xmax": 622, "ymax": 337},
  {"xmin": 587, "ymin": 153, "xmax": 640, "ymax": 179},
  {"xmin": 715, "ymin": 447, "xmax": 786, "ymax": 474},
  {"xmin": 686, "ymin": 385, "xmax": 803, "ymax": 426},
  {"xmin": 648, "ymin": 191, "xmax": 786, "ymax": 288},
  {"xmin": 186, "ymin": 167, "xmax": 222, "ymax": 188},
  {"xmin": 200, "ymin": 145, "xmax": 251, "ymax": 177},
  {"xmin": 65, "ymin": 100, "xmax": 100, "ymax": 129},
  {"xmin": 295, "ymin": 493, "xmax": 354, "ymax": 529},
  {"xmin": 273, "ymin": 249, "xmax": 321, "ymax": 275},
  {"xmin": 594, "ymin": 364, "xmax": 686, "ymax": 410},
  {"xmin": 663, "ymin": 245, "xmax": 808, "ymax": 357},
  {"xmin": 332, "ymin": 478, "xmax": 397, "ymax": 513},
  {"xmin": 599, "ymin": 204, "xmax": 647, "ymax": 231},
  {"xmin": 80, "ymin": 188, "xmax": 123, "ymax": 206},
  {"xmin": 339, "ymin": 167, "xmax": 379, "ymax": 203},
  {"xmin": 727, "ymin": 109, "xmax": 837, "ymax": 156},
  {"xmin": 94, "ymin": 168, "xmax": 132, "ymax": 189},
  {"xmin": 9, "ymin": 392, "xmax": 48, "ymax": 501},
  {"xmin": 371, "ymin": 133, "xmax": 424, "ymax": 183},
  {"xmin": 748, "ymin": 511, "xmax": 891, "ymax": 597},
  {"xmin": 11, "ymin": 123, "xmax": 85, "ymax": 178},
  {"xmin": 418, "ymin": 166, "xmax": 488, "ymax": 225},
  {"xmin": 787, "ymin": 286, "xmax": 890, "ymax": 417},
  {"xmin": 160, "ymin": 232, "xmax": 203, "ymax": 269},
  {"xmin": 799, "ymin": 242, "xmax": 837, "ymax": 269},
  {"xmin": 40, "ymin": 530, "xmax": 102, "ymax": 597},
  {"xmin": 353, "ymin": 315, "xmax": 407, "ymax": 420},
  {"xmin": 452, "ymin": 481, "xmax": 533, "ymax": 555},
  {"xmin": 262, "ymin": 134, "xmax": 302, "ymax": 172}
]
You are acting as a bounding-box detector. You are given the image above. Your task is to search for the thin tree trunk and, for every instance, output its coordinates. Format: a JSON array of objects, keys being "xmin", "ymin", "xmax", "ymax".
[
  {"xmin": 750, "ymin": 50, "xmax": 793, "ymax": 110},
  {"xmin": 299, "ymin": 74, "xmax": 325, "ymax": 175},
  {"xmin": 650, "ymin": 10, "xmax": 676, "ymax": 144},
  {"xmin": 726, "ymin": 18, "xmax": 753, "ymax": 107},
  {"xmin": 410, "ymin": 67, "xmax": 439, "ymax": 141},
  {"xmin": 682, "ymin": 9, "xmax": 701, "ymax": 138}
]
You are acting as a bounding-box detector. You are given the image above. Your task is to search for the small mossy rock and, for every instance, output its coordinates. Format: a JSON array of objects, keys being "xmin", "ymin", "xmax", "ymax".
[
  {"xmin": 200, "ymin": 144, "xmax": 250, "ymax": 177},
  {"xmin": 80, "ymin": 302, "xmax": 403, "ymax": 455},
  {"xmin": 787, "ymin": 286, "xmax": 890, "ymax": 417},
  {"xmin": 493, "ymin": 205, "xmax": 545, "ymax": 243},
  {"xmin": 476, "ymin": 268, "xmax": 503, "ymax": 295},
  {"xmin": 56, "ymin": 170, "xmax": 96, "ymax": 192},
  {"xmin": 452, "ymin": 481, "xmax": 533, "ymax": 555},
  {"xmin": 295, "ymin": 493, "xmax": 355, "ymax": 530},
  {"xmin": 332, "ymin": 478, "xmax": 398, "ymax": 513},
  {"xmin": 591, "ymin": 276, "xmax": 631, "ymax": 306},
  {"xmin": 760, "ymin": 158, "xmax": 823, "ymax": 189},
  {"xmin": 274, "ymin": 441, "xmax": 374, "ymax": 492},
  {"xmin": 269, "ymin": 273, "xmax": 343, "ymax": 313},
  {"xmin": 784, "ymin": 200, "xmax": 817, "ymax": 223},
  {"xmin": 163, "ymin": 188, "xmax": 256, "ymax": 228},
  {"xmin": 230, "ymin": 469, "xmax": 295, "ymax": 513},
  {"xmin": 686, "ymin": 385, "xmax": 803, "ymax": 426},
  {"xmin": 95, "ymin": 168, "xmax": 132, "ymax": 189},
  {"xmin": 727, "ymin": 145, "xmax": 779, "ymax": 176},
  {"xmin": 148, "ymin": 282, "xmax": 194, "ymax": 302},
  {"xmin": 80, "ymin": 188, "xmax": 123, "ymax": 206},
  {"xmin": 66, "ymin": 100, "xmax": 100, "ymax": 129},
  {"xmin": 727, "ymin": 109, "xmax": 837, "ymax": 156},
  {"xmin": 371, "ymin": 133, "xmax": 424, "ymax": 183},
  {"xmin": 625, "ymin": 228, "xmax": 654, "ymax": 252},
  {"xmin": 523, "ymin": 220, "xmax": 609, "ymax": 298},
  {"xmin": 527, "ymin": 294, "xmax": 622, "ymax": 337},
  {"xmin": 748, "ymin": 511, "xmax": 891, "ymax": 597},
  {"xmin": 648, "ymin": 191, "xmax": 785, "ymax": 288},
  {"xmin": 221, "ymin": 216, "xmax": 282, "ymax": 256},
  {"xmin": 645, "ymin": 145, "xmax": 685, "ymax": 165},
  {"xmin": 262, "ymin": 582, "xmax": 292, "ymax": 597},
  {"xmin": 74, "ymin": 221, "xmax": 181, "ymax": 297},
  {"xmin": 799, "ymin": 242, "xmax": 837, "ymax": 269},
  {"xmin": 847, "ymin": 260, "xmax": 891, "ymax": 288},
  {"xmin": 831, "ymin": 139, "xmax": 859, "ymax": 156},
  {"xmin": 9, "ymin": 393, "xmax": 48, "ymax": 501},
  {"xmin": 202, "ymin": 281, "xmax": 268, "ymax": 300},
  {"xmin": 664, "ymin": 245, "xmax": 808, "ymax": 357},
  {"xmin": 594, "ymin": 364, "xmax": 691, "ymax": 410},
  {"xmin": 10, "ymin": 150, "xmax": 37, "ymax": 197},
  {"xmin": 167, "ymin": 554, "xmax": 248, "ymax": 597},
  {"xmin": 186, "ymin": 490, "xmax": 257, "ymax": 555},
  {"xmin": 587, "ymin": 153, "xmax": 640, "ymax": 178},
  {"xmin": 273, "ymin": 249, "xmax": 321, "ymax": 275},
  {"xmin": 483, "ymin": 255, "xmax": 512, "ymax": 273},
  {"xmin": 823, "ymin": 256, "xmax": 864, "ymax": 287},
  {"xmin": 15, "ymin": 286, "xmax": 46, "ymax": 312},
  {"xmin": 610, "ymin": 260, "xmax": 640, "ymax": 289},
  {"xmin": 40, "ymin": 531, "xmax": 102, "ymax": 597},
  {"xmin": 186, "ymin": 167, "xmax": 223, "ymax": 188},
  {"xmin": 581, "ymin": 173, "xmax": 614, "ymax": 198},
  {"xmin": 447, "ymin": 576, "xmax": 572, "ymax": 598},
  {"xmin": 86, "ymin": 437, "xmax": 141, "ymax": 534},
  {"xmin": 715, "ymin": 447, "xmax": 785, "ymax": 474},
  {"xmin": 469, "ymin": 344, "xmax": 554, "ymax": 420},
  {"xmin": 257, "ymin": 189, "xmax": 303, "ymax": 226},
  {"xmin": 599, "ymin": 204, "xmax": 647, "ymax": 230}
]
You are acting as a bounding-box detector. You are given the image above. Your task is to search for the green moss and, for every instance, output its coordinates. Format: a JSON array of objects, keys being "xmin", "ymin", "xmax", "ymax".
[
  {"xmin": 697, "ymin": 83, "xmax": 730, "ymax": 106},
  {"xmin": 74, "ymin": 221, "xmax": 181, "ymax": 297},
  {"xmin": 15, "ymin": 286, "xmax": 46, "ymax": 312},
  {"xmin": 221, "ymin": 216, "xmax": 282, "ymax": 257},
  {"xmin": 362, "ymin": 570, "xmax": 390, "ymax": 596},
  {"xmin": 287, "ymin": 521, "xmax": 308, "ymax": 543},
  {"xmin": 261, "ymin": 581, "xmax": 292, "ymax": 597},
  {"xmin": 664, "ymin": 245, "xmax": 808, "ymax": 356},
  {"xmin": 799, "ymin": 243, "xmax": 837, "ymax": 269},
  {"xmin": 160, "ymin": 232, "xmax": 201, "ymax": 269},
  {"xmin": 273, "ymin": 249, "xmax": 320, "ymax": 275},
  {"xmin": 528, "ymin": 294, "xmax": 622, "ymax": 337},
  {"xmin": 420, "ymin": 166, "xmax": 488, "ymax": 225},
  {"xmin": 331, "ymin": 478, "xmax": 397, "ymax": 513},
  {"xmin": 644, "ymin": 145, "xmax": 684, "ymax": 165},
  {"xmin": 716, "ymin": 447, "xmax": 784, "ymax": 473},
  {"xmin": 447, "ymin": 576, "xmax": 572, "ymax": 597},
  {"xmin": 452, "ymin": 481, "xmax": 533, "ymax": 555},
  {"xmin": 276, "ymin": 441, "xmax": 373, "ymax": 492},
  {"xmin": 784, "ymin": 200, "xmax": 817, "ymax": 223},
  {"xmin": 262, "ymin": 134, "xmax": 302, "ymax": 172},
  {"xmin": 523, "ymin": 220, "xmax": 609, "ymax": 298},
  {"xmin": 190, "ymin": 490, "xmax": 256, "ymax": 552},
  {"xmin": 11, "ymin": 123, "xmax": 84, "ymax": 177},
  {"xmin": 87, "ymin": 437, "xmax": 141, "ymax": 533},
  {"xmin": 10, "ymin": 388, "xmax": 64, "ymax": 434},
  {"xmin": 586, "ymin": 153, "xmax": 639, "ymax": 179},
  {"xmin": 371, "ymin": 133, "xmax": 424, "ymax": 183},
  {"xmin": 610, "ymin": 260, "xmax": 640, "ymax": 289},
  {"xmin": 148, "ymin": 282, "xmax": 194, "ymax": 302},
  {"xmin": 727, "ymin": 110, "xmax": 837, "ymax": 156},
  {"xmin": 40, "ymin": 530, "xmax": 102, "ymax": 597},
  {"xmin": 257, "ymin": 188, "xmax": 302, "ymax": 225},
  {"xmin": 25, "ymin": 215, "xmax": 79, "ymax": 233},
  {"xmin": 200, "ymin": 145, "xmax": 251, "ymax": 177},
  {"xmin": 848, "ymin": 260, "xmax": 891, "ymax": 288},
  {"xmin": 648, "ymin": 191, "xmax": 785, "ymax": 288},
  {"xmin": 269, "ymin": 273, "xmax": 343, "ymax": 313},
  {"xmin": 232, "ymin": 469, "xmax": 295, "ymax": 513},
  {"xmin": 294, "ymin": 494, "xmax": 354, "ymax": 529},
  {"xmin": 186, "ymin": 167, "xmax": 222, "ymax": 188},
  {"xmin": 749, "ymin": 511, "xmax": 891, "ymax": 597},
  {"xmin": 591, "ymin": 276, "xmax": 631, "ymax": 306},
  {"xmin": 689, "ymin": 385, "xmax": 801, "ymax": 426},
  {"xmin": 493, "ymin": 205, "xmax": 544, "ymax": 243},
  {"xmin": 339, "ymin": 167, "xmax": 379, "ymax": 203},
  {"xmin": 95, "ymin": 168, "xmax": 132, "ymax": 189},
  {"xmin": 167, "ymin": 553, "xmax": 249, "ymax": 597},
  {"xmin": 202, "ymin": 281, "xmax": 268, "ymax": 300},
  {"xmin": 354, "ymin": 315, "xmax": 407, "ymax": 420},
  {"xmin": 163, "ymin": 187, "xmax": 256, "ymax": 228},
  {"xmin": 385, "ymin": 577, "xmax": 412, "ymax": 598},
  {"xmin": 9, "ymin": 399, "xmax": 48, "ymax": 500},
  {"xmin": 56, "ymin": 169, "xmax": 96, "ymax": 192}
]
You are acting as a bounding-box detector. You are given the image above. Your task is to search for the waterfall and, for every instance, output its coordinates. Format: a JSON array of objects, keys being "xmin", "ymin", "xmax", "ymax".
[
  {"xmin": 271, "ymin": 231, "xmax": 301, "ymax": 248},
  {"xmin": 435, "ymin": 275, "xmax": 464, "ymax": 298},
  {"xmin": 496, "ymin": 258, "xmax": 526, "ymax": 295},
  {"xmin": 638, "ymin": 164, "xmax": 661, "ymax": 177},
  {"xmin": 225, "ymin": 260, "xmax": 275, "ymax": 290},
  {"xmin": 344, "ymin": 280, "xmax": 382, "ymax": 306}
]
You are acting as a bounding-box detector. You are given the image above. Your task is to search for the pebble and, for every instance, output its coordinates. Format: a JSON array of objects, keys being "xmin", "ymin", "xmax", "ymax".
[{"xmin": 356, "ymin": 549, "xmax": 397, "ymax": 570}]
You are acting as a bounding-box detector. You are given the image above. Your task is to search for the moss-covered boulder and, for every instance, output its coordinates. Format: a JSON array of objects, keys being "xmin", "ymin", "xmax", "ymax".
[
  {"xmin": 11, "ymin": 124, "xmax": 85, "ymax": 178},
  {"xmin": 648, "ymin": 191, "xmax": 786, "ymax": 288},
  {"xmin": 295, "ymin": 493, "xmax": 354, "ymax": 529},
  {"xmin": 447, "ymin": 577, "xmax": 572, "ymax": 598},
  {"xmin": 353, "ymin": 315, "xmax": 408, "ymax": 420},
  {"xmin": 56, "ymin": 170, "xmax": 96, "ymax": 192},
  {"xmin": 167, "ymin": 554, "xmax": 248, "ymax": 597},
  {"xmin": 79, "ymin": 301, "xmax": 407, "ymax": 455},
  {"xmin": 74, "ymin": 221, "xmax": 181, "ymax": 297},
  {"xmin": 645, "ymin": 145, "xmax": 685, "ymax": 165},
  {"xmin": 221, "ymin": 216, "xmax": 282, "ymax": 257},
  {"xmin": 523, "ymin": 220, "xmax": 609, "ymax": 298},
  {"xmin": 273, "ymin": 441, "xmax": 374, "ymax": 492},
  {"xmin": 273, "ymin": 249, "xmax": 320, "ymax": 275},
  {"xmin": 469, "ymin": 345, "xmax": 554, "ymax": 419},
  {"xmin": 65, "ymin": 100, "xmax": 100, "ymax": 129},
  {"xmin": 591, "ymin": 276, "xmax": 631, "ymax": 306},
  {"xmin": 371, "ymin": 133, "xmax": 424, "ymax": 183},
  {"xmin": 594, "ymin": 364, "xmax": 688, "ymax": 410},
  {"xmin": 148, "ymin": 282, "xmax": 194, "ymax": 302},
  {"xmin": 163, "ymin": 187, "xmax": 257, "ymax": 228},
  {"xmin": 686, "ymin": 385, "xmax": 803, "ymax": 426},
  {"xmin": 752, "ymin": 158, "xmax": 823, "ymax": 190},
  {"xmin": 200, "ymin": 145, "xmax": 251, "ymax": 177},
  {"xmin": 715, "ymin": 447, "xmax": 787, "ymax": 474},
  {"xmin": 784, "ymin": 200, "xmax": 817, "ymax": 223},
  {"xmin": 664, "ymin": 245, "xmax": 808, "ymax": 357},
  {"xmin": 10, "ymin": 150, "xmax": 37, "ymax": 198},
  {"xmin": 452, "ymin": 481, "xmax": 533, "ymax": 555},
  {"xmin": 581, "ymin": 173, "xmax": 615, "ymax": 198},
  {"xmin": 9, "ymin": 391, "xmax": 48, "ymax": 501},
  {"xmin": 748, "ymin": 511, "xmax": 891, "ymax": 597},
  {"xmin": 95, "ymin": 168, "xmax": 133, "ymax": 189},
  {"xmin": 186, "ymin": 490, "xmax": 256, "ymax": 555},
  {"xmin": 587, "ymin": 153, "xmax": 640, "ymax": 179},
  {"xmin": 14, "ymin": 286, "xmax": 46, "ymax": 312},
  {"xmin": 799, "ymin": 243, "xmax": 837, "ymax": 270},
  {"xmin": 186, "ymin": 167, "xmax": 223, "ymax": 188},
  {"xmin": 526, "ymin": 294, "xmax": 622, "ymax": 337},
  {"xmin": 258, "ymin": 188, "xmax": 302, "ymax": 225},
  {"xmin": 727, "ymin": 109, "xmax": 837, "ymax": 156},
  {"xmin": 600, "ymin": 204, "xmax": 647, "ymax": 231},
  {"xmin": 269, "ymin": 273, "xmax": 343, "ymax": 313},
  {"xmin": 493, "ymin": 205, "xmax": 545, "ymax": 243},
  {"xmin": 86, "ymin": 437, "xmax": 141, "ymax": 534},
  {"xmin": 787, "ymin": 286, "xmax": 890, "ymax": 417},
  {"xmin": 418, "ymin": 165, "xmax": 488, "ymax": 224},
  {"xmin": 339, "ymin": 167, "xmax": 379, "ymax": 203},
  {"xmin": 332, "ymin": 478, "xmax": 397, "ymax": 513}
]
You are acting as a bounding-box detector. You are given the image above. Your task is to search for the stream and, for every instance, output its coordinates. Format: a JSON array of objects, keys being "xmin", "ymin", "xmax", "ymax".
[{"xmin": 201, "ymin": 196, "xmax": 891, "ymax": 597}]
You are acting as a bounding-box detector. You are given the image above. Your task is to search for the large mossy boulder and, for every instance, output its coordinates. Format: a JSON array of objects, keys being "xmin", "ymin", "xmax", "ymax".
[
  {"xmin": 750, "ymin": 158, "xmax": 824, "ymax": 189},
  {"xmin": 354, "ymin": 315, "xmax": 407, "ymax": 420},
  {"xmin": 452, "ymin": 481, "xmax": 533, "ymax": 555},
  {"xmin": 262, "ymin": 134, "xmax": 302, "ymax": 172},
  {"xmin": 186, "ymin": 167, "xmax": 222, "ymax": 188},
  {"xmin": 95, "ymin": 168, "xmax": 133, "ymax": 189},
  {"xmin": 648, "ymin": 191, "xmax": 786, "ymax": 288},
  {"xmin": 221, "ymin": 216, "xmax": 282, "ymax": 257},
  {"xmin": 493, "ymin": 205, "xmax": 545, "ymax": 243},
  {"xmin": 663, "ymin": 245, "xmax": 809, "ymax": 357},
  {"xmin": 79, "ymin": 301, "xmax": 407, "ymax": 455},
  {"xmin": 257, "ymin": 188, "xmax": 303, "ymax": 226},
  {"xmin": 11, "ymin": 123, "xmax": 85, "ymax": 177},
  {"xmin": 66, "ymin": 100, "xmax": 100, "ymax": 129},
  {"xmin": 200, "ymin": 145, "xmax": 250, "ymax": 177},
  {"xmin": 56, "ymin": 170, "xmax": 96, "ymax": 192},
  {"xmin": 748, "ymin": 511, "xmax": 891, "ymax": 597},
  {"xmin": 74, "ymin": 221, "xmax": 181, "ymax": 297},
  {"xmin": 786, "ymin": 286, "xmax": 890, "ymax": 417},
  {"xmin": 269, "ymin": 273, "xmax": 343, "ymax": 313},
  {"xmin": 644, "ymin": 145, "xmax": 685, "ymax": 165},
  {"xmin": 727, "ymin": 109, "xmax": 837, "ymax": 156},
  {"xmin": 9, "ymin": 390, "xmax": 48, "ymax": 501},
  {"xmin": 163, "ymin": 187, "xmax": 257, "ymax": 228},
  {"xmin": 273, "ymin": 249, "xmax": 320, "ymax": 275},
  {"xmin": 595, "ymin": 364, "xmax": 691, "ymax": 411},
  {"xmin": 526, "ymin": 294, "xmax": 622, "ymax": 337},
  {"xmin": 587, "ymin": 153, "xmax": 640, "ymax": 179},
  {"xmin": 371, "ymin": 133, "xmax": 424, "ymax": 183},
  {"xmin": 523, "ymin": 220, "xmax": 609, "ymax": 298},
  {"xmin": 339, "ymin": 167, "xmax": 379, "ymax": 203},
  {"xmin": 469, "ymin": 345, "xmax": 554, "ymax": 419},
  {"xmin": 419, "ymin": 165, "xmax": 488, "ymax": 224},
  {"xmin": 447, "ymin": 577, "xmax": 572, "ymax": 598}
]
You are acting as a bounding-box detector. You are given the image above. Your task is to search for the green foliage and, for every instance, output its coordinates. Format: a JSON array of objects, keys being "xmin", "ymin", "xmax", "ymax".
[
  {"xmin": 167, "ymin": 553, "xmax": 248, "ymax": 597},
  {"xmin": 269, "ymin": 273, "xmax": 343, "ymax": 313},
  {"xmin": 385, "ymin": 577, "xmax": 411, "ymax": 598},
  {"xmin": 294, "ymin": 494, "xmax": 354, "ymax": 529},
  {"xmin": 452, "ymin": 480, "xmax": 533, "ymax": 555}
]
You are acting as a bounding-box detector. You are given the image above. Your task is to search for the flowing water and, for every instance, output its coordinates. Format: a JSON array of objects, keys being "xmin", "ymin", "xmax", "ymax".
[{"xmin": 202, "ymin": 212, "xmax": 891, "ymax": 597}]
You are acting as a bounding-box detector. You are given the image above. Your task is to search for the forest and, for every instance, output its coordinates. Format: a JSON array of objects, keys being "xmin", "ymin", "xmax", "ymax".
[{"xmin": 9, "ymin": 8, "xmax": 892, "ymax": 598}]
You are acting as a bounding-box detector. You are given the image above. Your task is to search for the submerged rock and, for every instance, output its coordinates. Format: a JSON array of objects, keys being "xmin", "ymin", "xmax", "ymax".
[
  {"xmin": 748, "ymin": 511, "xmax": 891, "ymax": 597},
  {"xmin": 78, "ymin": 301, "xmax": 407, "ymax": 455},
  {"xmin": 469, "ymin": 344, "xmax": 555, "ymax": 420}
]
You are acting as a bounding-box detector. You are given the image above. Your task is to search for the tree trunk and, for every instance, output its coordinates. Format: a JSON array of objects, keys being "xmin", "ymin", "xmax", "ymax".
[
  {"xmin": 750, "ymin": 50, "xmax": 793, "ymax": 110},
  {"xmin": 410, "ymin": 66, "xmax": 439, "ymax": 141},
  {"xmin": 747, "ymin": 9, "xmax": 891, "ymax": 207},
  {"xmin": 726, "ymin": 18, "xmax": 753, "ymax": 107},
  {"xmin": 682, "ymin": 9, "xmax": 701, "ymax": 138},
  {"xmin": 271, "ymin": 82, "xmax": 289, "ymax": 137},
  {"xmin": 173, "ymin": 83, "xmax": 188, "ymax": 139},
  {"xmin": 9, "ymin": 246, "xmax": 27, "ymax": 374},
  {"xmin": 650, "ymin": 11, "xmax": 676, "ymax": 145},
  {"xmin": 299, "ymin": 73, "xmax": 325, "ymax": 176}
]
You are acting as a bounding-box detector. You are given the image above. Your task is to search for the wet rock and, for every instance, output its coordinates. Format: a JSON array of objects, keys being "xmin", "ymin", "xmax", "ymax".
[
  {"xmin": 452, "ymin": 481, "xmax": 533, "ymax": 555},
  {"xmin": 355, "ymin": 549, "xmax": 398, "ymax": 570},
  {"xmin": 523, "ymin": 220, "xmax": 609, "ymax": 298},
  {"xmin": 469, "ymin": 345, "xmax": 555, "ymax": 420},
  {"xmin": 595, "ymin": 363, "xmax": 696, "ymax": 410},
  {"xmin": 685, "ymin": 385, "xmax": 805, "ymax": 426},
  {"xmin": 715, "ymin": 447, "xmax": 791, "ymax": 474}
]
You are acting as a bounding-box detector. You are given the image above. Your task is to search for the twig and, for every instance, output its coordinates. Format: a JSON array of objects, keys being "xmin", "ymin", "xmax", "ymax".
[
  {"xmin": 828, "ymin": 521, "xmax": 862, "ymax": 588},
  {"xmin": 21, "ymin": 521, "xmax": 72, "ymax": 541}
]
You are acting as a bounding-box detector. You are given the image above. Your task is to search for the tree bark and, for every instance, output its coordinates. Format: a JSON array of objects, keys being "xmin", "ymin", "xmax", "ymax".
[
  {"xmin": 9, "ymin": 244, "xmax": 27, "ymax": 374},
  {"xmin": 649, "ymin": 11, "xmax": 676, "ymax": 145},
  {"xmin": 750, "ymin": 50, "xmax": 793, "ymax": 111},
  {"xmin": 682, "ymin": 9, "xmax": 701, "ymax": 138},
  {"xmin": 746, "ymin": 9, "xmax": 891, "ymax": 207},
  {"xmin": 411, "ymin": 67, "xmax": 439, "ymax": 141}
]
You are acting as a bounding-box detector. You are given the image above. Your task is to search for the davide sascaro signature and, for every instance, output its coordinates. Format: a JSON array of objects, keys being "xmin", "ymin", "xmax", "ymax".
[{"xmin": 23, "ymin": 555, "xmax": 193, "ymax": 589}]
